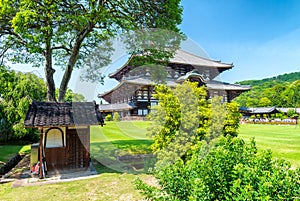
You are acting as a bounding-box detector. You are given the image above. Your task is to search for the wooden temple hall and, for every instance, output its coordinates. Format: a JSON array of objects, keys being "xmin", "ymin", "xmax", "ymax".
[
  {"xmin": 24, "ymin": 101, "xmax": 104, "ymax": 178},
  {"xmin": 98, "ymin": 49, "xmax": 250, "ymax": 117}
]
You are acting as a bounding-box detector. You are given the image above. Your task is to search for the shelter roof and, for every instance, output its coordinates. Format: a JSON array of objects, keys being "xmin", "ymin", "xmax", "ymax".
[
  {"xmin": 277, "ymin": 108, "xmax": 300, "ymax": 114},
  {"xmin": 24, "ymin": 101, "xmax": 104, "ymax": 127},
  {"xmin": 247, "ymin": 107, "xmax": 278, "ymax": 114}
]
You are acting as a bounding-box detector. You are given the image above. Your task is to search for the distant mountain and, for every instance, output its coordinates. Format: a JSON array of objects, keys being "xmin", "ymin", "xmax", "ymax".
[
  {"xmin": 237, "ymin": 71, "xmax": 300, "ymax": 87},
  {"xmin": 234, "ymin": 71, "xmax": 300, "ymax": 108}
]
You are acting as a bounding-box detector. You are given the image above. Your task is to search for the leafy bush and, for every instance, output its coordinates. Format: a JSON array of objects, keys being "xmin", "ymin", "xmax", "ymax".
[
  {"xmin": 135, "ymin": 136, "xmax": 300, "ymax": 200},
  {"xmin": 222, "ymin": 101, "xmax": 241, "ymax": 137},
  {"xmin": 113, "ymin": 112, "xmax": 121, "ymax": 122},
  {"xmin": 105, "ymin": 114, "xmax": 113, "ymax": 121},
  {"xmin": 147, "ymin": 82, "xmax": 241, "ymax": 169}
]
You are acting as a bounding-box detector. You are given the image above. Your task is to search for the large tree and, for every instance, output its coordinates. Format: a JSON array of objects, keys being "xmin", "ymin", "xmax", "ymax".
[{"xmin": 0, "ymin": 0, "xmax": 183, "ymax": 101}]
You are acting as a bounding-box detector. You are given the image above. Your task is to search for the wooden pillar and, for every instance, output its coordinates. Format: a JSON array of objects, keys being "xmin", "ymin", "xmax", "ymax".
[{"xmin": 38, "ymin": 127, "xmax": 44, "ymax": 179}]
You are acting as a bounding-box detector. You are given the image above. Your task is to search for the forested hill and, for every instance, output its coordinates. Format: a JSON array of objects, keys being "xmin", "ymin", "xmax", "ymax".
[
  {"xmin": 237, "ymin": 71, "xmax": 300, "ymax": 87},
  {"xmin": 234, "ymin": 71, "xmax": 300, "ymax": 108}
]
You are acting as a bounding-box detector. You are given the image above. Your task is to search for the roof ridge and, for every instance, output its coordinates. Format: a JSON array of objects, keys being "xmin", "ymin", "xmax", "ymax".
[{"xmin": 174, "ymin": 49, "xmax": 233, "ymax": 65}]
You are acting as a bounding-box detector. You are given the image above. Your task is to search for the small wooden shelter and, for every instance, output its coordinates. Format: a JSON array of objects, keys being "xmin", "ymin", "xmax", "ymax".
[{"xmin": 24, "ymin": 101, "xmax": 104, "ymax": 178}]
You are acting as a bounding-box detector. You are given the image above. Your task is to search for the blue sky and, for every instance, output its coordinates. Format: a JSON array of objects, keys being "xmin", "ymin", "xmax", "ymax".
[
  {"xmin": 10, "ymin": 0, "xmax": 300, "ymax": 100},
  {"xmin": 181, "ymin": 0, "xmax": 300, "ymax": 82}
]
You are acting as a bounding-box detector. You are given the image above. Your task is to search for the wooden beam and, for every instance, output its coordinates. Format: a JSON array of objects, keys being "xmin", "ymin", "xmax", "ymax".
[{"xmin": 38, "ymin": 127, "xmax": 44, "ymax": 179}]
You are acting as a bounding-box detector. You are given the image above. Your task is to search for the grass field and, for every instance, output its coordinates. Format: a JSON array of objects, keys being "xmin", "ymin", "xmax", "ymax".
[
  {"xmin": 0, "ymin": 145, "xmax": 30, "ymax": 164},
  {"xmin": 0, "ymin": 173, "xmax": 152, "ymax": 201},
  {"xmin": 0, "ymin": 122, "xmax": 299, "ymax": 201},
  {"xmin": 238, "ymin": 124, "xmax": 300, "ymax": 167},
  {"xmin": 90, "ymin": 121, "xmax": 153, "ymax": 173},
  {"xmin": 0, "ymin": 122, "xmax": 152, "ymax": 201}
]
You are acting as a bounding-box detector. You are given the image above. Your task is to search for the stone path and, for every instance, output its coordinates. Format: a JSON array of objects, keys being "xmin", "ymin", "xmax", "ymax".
[
  {"xmin": 11, "ymin": 169, "xmax": 98, "ymax": 188},
  {"xmin": 0, "ymin": 154, "xmax": 99, "ymax": 188}
]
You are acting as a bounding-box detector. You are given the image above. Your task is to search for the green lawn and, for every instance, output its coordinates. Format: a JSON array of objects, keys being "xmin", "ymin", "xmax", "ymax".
[
  {"xmin": 90, "ymin": 121, "xmax": 153, "ymax": 173},
  {"xmin": 0, "ymin": 145, "xmax": 30, "ymax": 164},
  {"xmin": 1, "ymin": 122, "xmax": 300, "ymax": 201},
  {"xmin": 0, "ymin": 173, "xmax": 152, "ymax": 201},
  {"xmin": 0, "ymin": 122, "xmax": 152, "ymax": 201},
  {"xmin": 239, "ymin": 124, "xmax": 300, "ymax": 167}
]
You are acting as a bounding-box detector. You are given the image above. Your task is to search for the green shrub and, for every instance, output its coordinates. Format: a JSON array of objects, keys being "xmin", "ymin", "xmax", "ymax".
[
  {"xmin": 135, "ymin": 136, "xmax": 300, "ymax": 200},
  {"xmin": 113, "ymin": 112, "xmax": 121, "ymax": 122},
  {"xmin": 105, "ymin": 114, "xmax": 113, "ymax": 121}
]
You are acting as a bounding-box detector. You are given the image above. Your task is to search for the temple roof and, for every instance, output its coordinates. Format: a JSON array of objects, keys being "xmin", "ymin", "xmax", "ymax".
[
  {"xmin": 169, "ymin": 50, "xmax": 233, "ymax": 68},
  {"xmin": 176, "ymin": 70, "xmax": 207, "ymax": 83},
  {"xmin": 109, "ymin": 49, "xmax": 233, "ymax": 81},
  {"xmin": 98, "ymin": 78, "xmax": 177, "ymax": 103},
  {"xmin": 206, "ymin": 80, "xmax": 251, "ymax": 91},
  {"xmin": 99, "ymin": 77, "xmax": 250, "ymax": 103},
  {"xmin": 99, "ymin": 103, "xmax": 134, "ymax": 111},
  {"xmin": 24, "ymin": 101, "xmax": 104, "ymax": 127}
]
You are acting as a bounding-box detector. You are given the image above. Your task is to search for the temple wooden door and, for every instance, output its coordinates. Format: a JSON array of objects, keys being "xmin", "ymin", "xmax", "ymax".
[{"xmin": 66, "ymin": 128, "xmax": 90, "ymax": 170}]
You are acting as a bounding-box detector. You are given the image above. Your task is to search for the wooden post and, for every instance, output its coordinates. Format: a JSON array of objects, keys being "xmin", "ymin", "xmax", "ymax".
[{"xmin": 38, "ymin": 127, "xmax": 44, "ymax": 179}]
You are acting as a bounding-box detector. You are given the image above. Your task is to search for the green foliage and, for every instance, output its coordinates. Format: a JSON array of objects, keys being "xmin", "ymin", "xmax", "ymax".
[
  {"xmin": 148, "ymin": 81, "xmax": 209, "ymax": 168},
  {"xmin": 238, "ymin": 71, "xmax": 300, "ymax": 86},
  {"xmin": 235, "ymin": 72, "xmax": 300, "ymax": 107},
  {"xmin": 222, "ymin": 101, "xmax": 241, "ymax": 137},
  {"xmin": 105, "ymin": 114, "xmax": 113, "ymax": 121},
  {"xmin": 113, "ymin": 112, "xmax": 121, "ymax": 122},
  {"xmin": 135, "ymin": 136, "xmax": 300, "ymax": 200},
  {"xmin": 0, "ymin": 0, "xmax": 183, "ymax": 101},
  {"xmin": 207, "ymin": 96, "xmax": 227, "ymax": 141},
  {"xmin": 56, "ymin": 89, "xmax": 86, "ymax": 102},
  {"xmin": 0, "ymin": 66, "xmax": 46, "ymax": 142},
  {"xmin": 148, "ymin": 82, "xmax": 241, "ymax": 169},
  {"xmin": 258, "ymin": 97, "xmax": 272, "ymax": 107},
  {"xmin": 287, "ymin": 109, "xmax": 297, "ymax": 118}
]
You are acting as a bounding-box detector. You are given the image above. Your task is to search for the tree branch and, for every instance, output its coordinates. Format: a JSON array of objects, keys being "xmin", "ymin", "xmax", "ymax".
[{"xmin": 51, "ymin": 45, "xmax": 71, "ymax": 53}]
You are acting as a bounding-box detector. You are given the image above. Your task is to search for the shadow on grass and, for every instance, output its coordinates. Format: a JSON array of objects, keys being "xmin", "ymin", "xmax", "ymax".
[{"xmin": 90, "ymin": 139, "xmax": 154, "ymax": 174}]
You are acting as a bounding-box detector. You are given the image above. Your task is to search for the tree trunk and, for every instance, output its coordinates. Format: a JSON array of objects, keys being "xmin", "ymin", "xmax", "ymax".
[
  {"xmin": 58, "ymin": 40, "xmax": 80, "ymax": 102},
  {"xmin": 58, "ymin": 25, "xmax": 93, "ymax": 102},
  {"xmin": 44, "ymin": 40, "xmax": 56, "ymax": 102}
]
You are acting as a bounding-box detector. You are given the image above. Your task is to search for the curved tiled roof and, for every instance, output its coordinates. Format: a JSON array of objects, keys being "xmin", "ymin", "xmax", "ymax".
[
  {"xmin": 99, "ymin": 103, "xmax": 134, "ymax": 111},
  {"xmin": 176, "ymin": 70, "xmax": 207, "ymax": 83},
  {"xmin": 169, "ymin": 50, "xmax": 233, "ymax": 68},
  {"xmin": 98, "ymin": 77, "xmax": 250, "ymax": 104},
  {"xmin": 206, "ymin": 80, "xmax": 251, "ymax": 91},
  {"xmin": 109, "ymin": 49, "xmax": 233, "ymax": 80},
  {"xmin": 24, "ymin": 101, "xmax": 104, "ymax": 127}
]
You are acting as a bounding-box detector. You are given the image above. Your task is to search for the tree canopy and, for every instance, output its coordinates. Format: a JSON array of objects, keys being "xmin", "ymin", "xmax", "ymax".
[
  {"xmin": 0, "ymin": 0, "xmax": 183, "ymax": 101},
  {"xmin": 235, "ymin": 71, "xmax": 300, "ymax": 107}
]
